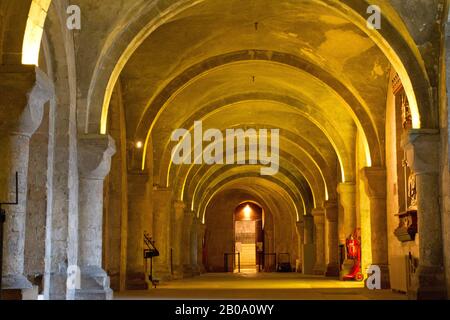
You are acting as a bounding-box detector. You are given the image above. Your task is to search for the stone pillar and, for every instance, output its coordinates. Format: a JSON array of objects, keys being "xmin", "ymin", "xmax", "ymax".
[
  {"xmin": 152, "ymin": 187, "xmax": 172, "ymax": 280},
  {"xmin": 337, "ymin": 183, "xmax": 357, "ymax": 242},
  {"xmin": 182, "ymin": 211, "xmax": 195, "ymax": 277},
  {"xmin": 295, "ymin": 219, "xmax": 304, "ymax": 273},
  {"xmin": 126, "ymin": 171, "xmax": 150, "ymax": 290},
  {"xmin": 403, "ymin": 130, "xmax": 447, "ymax": 299},
  {"xmin": 74, "ymin": 134, "xmax": 116, "ymax": 300},
  {"xmin": 302, "ymin": 214, "xmax": 315, "ymax": 274},
  {"xmin": 324, "ymin": 200, "xmax": 340, "ymax": 277},
  {"xmin": 197, "ymin": 222, "xmax": 206, "ymax": 273},
  {"xmin": 337, "ymin": 183, "xmax": 356, "ymax": 278},
  {"xmin": 361, "ymin": 167, "xmax": 390, "ymax": 288},
  {"xmin": 190, "ymin": 216, "xmax": 200, "ymax": 275},
  {"xmin": 172, "ymin": 201, "xmax": 185, "ymax": 279},
  {"xmin": 312, "ymin": 209, "xmax": 326, "ymax": 275},
  {"xmin": 0, "ymin": 66, "xmax": 52, "ymax": 299}
]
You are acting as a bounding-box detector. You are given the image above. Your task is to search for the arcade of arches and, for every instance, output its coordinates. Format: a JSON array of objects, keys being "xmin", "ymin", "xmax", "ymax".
[{"xmin": 0, "ymin": 0, "xmax": 449, "ymax": 300}]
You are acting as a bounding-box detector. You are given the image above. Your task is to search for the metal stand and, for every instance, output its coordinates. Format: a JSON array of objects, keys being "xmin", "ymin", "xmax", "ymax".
[
  {"xmin": 0, "ymin": 172, "xmax": 19, "ymax": 300},
  {"xmin": 144, "ymin": 232, "xmax": 160, "ymax": 288}
]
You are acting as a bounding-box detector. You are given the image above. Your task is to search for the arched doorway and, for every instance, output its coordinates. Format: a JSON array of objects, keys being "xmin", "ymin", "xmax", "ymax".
[{"xmin": 234, "ymin": 202, "xmax": 263, "ymax": 272}]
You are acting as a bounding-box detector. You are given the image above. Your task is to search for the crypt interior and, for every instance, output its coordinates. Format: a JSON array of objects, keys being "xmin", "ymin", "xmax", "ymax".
[{"xmin": 0, "ymin": 0, "xmax": 450, "ymax": 300}]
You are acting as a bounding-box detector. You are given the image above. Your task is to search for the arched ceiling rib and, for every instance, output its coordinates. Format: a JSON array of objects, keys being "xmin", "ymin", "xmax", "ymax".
[
  {"xmin": 134, "ymin": 55, "xmax": 382, "ymax": 171},
  {"xmin": 201, "ymin": 176, "xmax": 302, "ymax": 223},
  {"xmin": 154, "ymin": 91, "xmax": 353, "ymax": 182}
]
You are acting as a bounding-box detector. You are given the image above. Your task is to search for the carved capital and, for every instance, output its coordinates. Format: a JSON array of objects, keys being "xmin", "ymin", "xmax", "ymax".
[
  {"xmin": 78, "ymin": 134, "xmax": 116, "ymax": 180},
  {"xmin": 337, "ymin": 182, "xmax": 356, "ymax": 209},
  {"xmin": 0, "ymin": 66, "xmax": 53, "ymax": 136},
  {"xmin": 312, "ymin": 208, "xmax": 325, "ymax": 224},
  {"xmin": 323, "ymin": 200, "xmax": 338, "ymax": 221},
  {"xmin": 173, "ymin": 200, "xmax": 186, "ymax": 222},
  {"xmin": 361, "ymin": 167, "xmax": 387, "ymax": 199},
  {"xmin": 174, "ymin": 200, "xmax": 186, "ymax": 211},
  {"xmin": 402, "ymin": 129, "xmax": 440, "ymax": 175},
  {"xmin": 296, "ymin": 220, "xmax": 304, "ymax": 232},
  {"xmin": 184, "ymin": 210, "xmax": 195, "ymax": 220}
]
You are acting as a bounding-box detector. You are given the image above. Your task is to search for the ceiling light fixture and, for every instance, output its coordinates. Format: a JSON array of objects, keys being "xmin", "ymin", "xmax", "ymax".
[{"xmin": 243, "ymin": 205, "xmax": 252, "ymax": 219}]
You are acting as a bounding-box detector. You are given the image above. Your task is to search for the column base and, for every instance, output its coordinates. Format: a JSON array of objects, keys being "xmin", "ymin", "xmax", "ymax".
[
  {"xmin": 182, "ymin": 264, "xmax": 196, "ymax": 278},
  {"xmin": 126, "ymin": 272, "xmax": 148, "ymax": 290},
  {"xmin": 407, "ymin": 266, "xmax": 447, "ymax": 300},
  {"xmin": 172, "ymin": 265, "xmax": 184, "ymax": 280},
  {"xmin": 313, "ymin": 265, "xmax": 326, "ymax": 275},
  {"xmin": 68, "ymin": 267, "xmax": 113, "ymax": 300},
  {"xmin": 190, "ymin": 264, "xmax": 201, "ymax": 276},
  {"xmin": 154, "ymin": 264, "xmax": 172, "ymax": 281},
  {"xmin": 70, "ymin": 288, "xmax": 113, "ymax": 300},
  {"xmin": 43, "ymin": 271, "xmax": 67, "ymax": 300},
  {"xmin": 325, "ymin": 263, "xmax": 340, "ymax": 277},
  {"xmin": 302, "ymin": 244, "xmax": 315, "ymax": 275},
  {"xmin": 1, "ymin": 274, "xmax": 37, "ymax": 300}
]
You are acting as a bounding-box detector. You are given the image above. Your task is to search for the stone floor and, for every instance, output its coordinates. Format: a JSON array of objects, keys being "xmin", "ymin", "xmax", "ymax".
[{"xmin": 115, "ymin": 272, "xmax": 407, "ymax": 300}]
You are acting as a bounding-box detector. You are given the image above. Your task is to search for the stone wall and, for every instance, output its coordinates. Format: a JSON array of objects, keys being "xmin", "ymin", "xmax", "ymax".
[
  {"xmin": 385, "ymin": 69, "xmax": 419, "ymax": 293},
  {"xmin": 204, "ymin": 189, "xmax": 297, "ymax": 272}
]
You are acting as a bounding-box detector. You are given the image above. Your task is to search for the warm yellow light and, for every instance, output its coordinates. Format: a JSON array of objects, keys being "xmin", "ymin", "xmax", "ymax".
[
  {"xmin": 136, "ymin": 141, "xmax": 143, "ymax": 149},
  {"xmin": 22, "ymin": 0, "xmax": 51, "ymax": 66},
  {"xmin": 243, "ymin": 205, "xmax": 252, "ymax": 219}
]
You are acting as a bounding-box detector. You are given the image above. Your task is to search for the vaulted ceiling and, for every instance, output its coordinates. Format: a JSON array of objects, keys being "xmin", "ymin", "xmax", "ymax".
[
  {"xmin": 64, "ymin": 0, "xmax": 439, "ymax": 222},
  {"xmin": 110, "ymin": 0, "xmax": 395, "ymax": 220}
]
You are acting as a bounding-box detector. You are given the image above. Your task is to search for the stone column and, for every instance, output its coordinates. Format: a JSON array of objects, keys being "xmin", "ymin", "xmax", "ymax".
[
  {"xmin": 337, "ymin": 183, "xmax": 357, "ymax": 242},
  {"xmin": 324, "ymin": 200, "xmax": 340, "ymax": 277},
  {"xmin": 74, "ymin": 134, "xmax": 116, "ymax": 300},
  {"xmin": 190, "ymin": 216, "xmax": 200, "ymax": 275},
  {"xmin": 403, "ymin": 129, "xmax": 447, "ymax": 299},
  {"xmin": 172, "ymin": 201, "xmax": 185, "ymax": 279},
  {"xmin": 152, "ymin": 187, "xmax": 172, "ymax": 280},
  {"xmin": 337, "ymin": 182, "xmax": 356, "ymax": 278},
  {"xmin": 197, "ymin": 222, "xmax": 206, "ymax": 273},
  {"xmin": 0, "ymin": 66, "xmax": 52, "ymax": 299},
  {"xmin": 302, "ymin": 214, "xmax": 315, "ymax": 274},
  {"xmin": 182, "ymin": 211, "xmax": 195, "ymax": 277},
  {"xmin": 153, "ymin": 186, "xmax": 172, "ymax": 280},
  {"xmin": 126, "ymin": 171, "xmax": 150, "ymax": 290},
  {"xmin": 312, "ymin": 209, "xmax": 326, "ymax": 275},
  {"xmin": 361, "ymin": 167, "xmax": 390, "ymax": 288},
  {"xmin": 295, "ymin": 219, "xmax": 304, "ymax": 273}
]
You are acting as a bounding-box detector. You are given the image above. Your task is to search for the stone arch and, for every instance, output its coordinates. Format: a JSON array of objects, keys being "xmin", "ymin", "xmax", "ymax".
[
  {"xmin": 156, "ymin": 94, "xmax": 354, "ymax": 185},
  {"xmin": 197, "ymin": 172, "xmax": 305, "ymax": 223},
  {"xmin": 136, "ymin": 53, "xmax": 377, "ymax": 171},
  {"xmin": 81, "ymin": 0, "xmax": 435, "ymax": 138}
]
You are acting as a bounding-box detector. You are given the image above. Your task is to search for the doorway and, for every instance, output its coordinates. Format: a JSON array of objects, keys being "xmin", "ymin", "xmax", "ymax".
[{"xmin": 234, "ymin": 202, "xmax": 263, "ymax": 272}]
